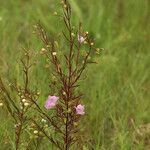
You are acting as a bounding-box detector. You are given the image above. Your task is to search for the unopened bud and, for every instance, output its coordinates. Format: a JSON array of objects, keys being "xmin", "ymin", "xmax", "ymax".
[
  {"xmin": 73, "ymin": 122, "xmax": 78, "ymax": 126},
  {"xmin": 96, "ymin": 48, "xmax": 100, "ymax": 54},
  {"xmin": 63, "ymin": 91, "xmax": 66, "ymax": 95},
  {"xmin": 71, "ymin": 33, "xmax": 75, "ymax": 37},
  {"xmin": 67, "ymin": 108, "xmax": 71, "ymax": 113},
  {"xmin": 22, "ymin": 99, "xmax": 26, "ymax": 103},
  {"xmin": 64, "ymin": 4, "xmax": 67, "ymax": 9},
  {"xmin": 83, "ymin": 41, "xmax": 88, "ymax": 44},
  {"xmin": 44, "ymin": 124, "xmax": 49, "ymax": 128},
  {"xmin": 46, "ymin": 45, "xmax": 50, "ymax": 48},
  {"xmin": 0, "ymin": 103, "xmax": 3, "ymax": 107},
  {"xmin": 33, "ymin": 130, "xmax": 38, "ymax": 134},
  {"xmin": 40, "ymin": 48, "xmax": 46, "ymax": 54},
  {"xmin": 64, "ymin": 118, "xmax": 67, "ymax": 124},
  {"xmin": 90, "ymin": 42, "xmax": 94, "ymax": 46},
  {"xmin": 41, "ymin": 119, "xmax": 47, "ymax": 123},
  {"xmin": 21, "ymin": 95, "xmax": 24, "ymax": 99},
  {"xmin": 53, "ymin": 12, "xmax": 58, "ymax": 15},
  {"xmin": 52, "ymin": 52, "xmax": 57, "ymax": 56},
  {"xmin": 24, "ymin": 102, "xmax": 30, "ymax": 107},
  {"xmin": 34, "ymin": 25, "xmax": 37, "ymax": 28},
  {"xmin": 37, "ymin": 92, "xmax": 40, "ymax": 95}
]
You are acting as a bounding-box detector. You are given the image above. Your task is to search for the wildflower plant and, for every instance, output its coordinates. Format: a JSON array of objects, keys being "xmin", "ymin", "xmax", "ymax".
[
  {"xmin": 32, "ymin": 0, "xmax": 99, "ymax": 149},
  {"xmin": 0, "ymin": 0, "xmax": 100, "ymax": 149},
  {"xmin": 0, "ymin": 49, "xmax": 40, "ymax": 149}
]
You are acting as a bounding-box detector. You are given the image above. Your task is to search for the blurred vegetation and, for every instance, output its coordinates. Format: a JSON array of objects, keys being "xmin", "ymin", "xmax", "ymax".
[{"xmin": 0, "ymin": 0, "xmax": 150, "ymax": 149}]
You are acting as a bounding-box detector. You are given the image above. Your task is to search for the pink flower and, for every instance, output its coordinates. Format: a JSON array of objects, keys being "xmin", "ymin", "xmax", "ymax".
[
  {"xmin": 75, "ymin": 104, "xmax": 85, "ymax": 115},
  {"xmin": 78, "ymin": 35, "xmax": 85, "ymax": 43},
  {"xmin": 44, "ymin": 95, "xmax": 59, "ymax": 109}
]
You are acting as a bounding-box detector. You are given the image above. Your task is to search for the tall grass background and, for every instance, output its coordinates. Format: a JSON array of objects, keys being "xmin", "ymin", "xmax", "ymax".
[{"xmin": 0, "ymin": 0, "xmax": 150, "ymax": 149}]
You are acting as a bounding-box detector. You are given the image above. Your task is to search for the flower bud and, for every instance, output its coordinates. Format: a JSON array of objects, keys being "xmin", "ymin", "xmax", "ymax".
[
  {"xmin": 73, "ymin": 122, "xmax": 78, "ymax": 126},
  {"xmin": 44, "ymin": 124, "xmax": 49, "ymax": 128},
  {"xmin": 22, "ymin": 99, "xmax": 26, "ymax": 103},
  {"xmin": 24, "ymin": 102, "xmax": 30, "ymax": 107},
  {"xmin": 0, "ymin": 103, "xmax": 3, "ymax": 107},
  {"xmin": 64, "ymin": 118, "xmax": 67, "ymax": 124},
  {"xmin": 67, "ymin": 108, "xmax": 71, "ymax": 113},
  {"xmin": 90, "ymin": 42, "xmax": 94, "ymax": 46},
  {"xmin": 21, "ymin": 95, "xmax": 24, "ymax": 99},
  {"xmin": 34, "ymin": 25, "xmax": 37, "ymax": 28},
  {"xmin": 96, "ymin": 48, "xmax": 100, "ymax": 54},
  {"xmin": 52, "ymin": 52, "xmax": 57, "ymax": 56},
  {"xmin": 62, "ymin": 91, "xmax": 66, "ymax": 95},
  {"xmin": 64, "ymin": 4, "xmax": 67, "ymax": 9},
  {"xmin": 37, "ymin": 92, "xmax": 40, "ymax": 95},
  {"xmin": 53, "ymin": 12, "xmax": 58, "ymax": 15},
  {"xmin": 41, "ymin": 118, "xmax": 47, "ymax": 123},
  {"xmin": 40, "ymin": 48, "xmax": 46, "ymax": 55},
  {"xmin": 33, "ymin": 130, "xmax": 38, "ymax": 134},
  {"xmin": 46, "ymin": 45, "xmax": 50, "ymax": 48},
  {"xmin": 71, "ymin": 33, "xmax": 75, "ymax": 37}
]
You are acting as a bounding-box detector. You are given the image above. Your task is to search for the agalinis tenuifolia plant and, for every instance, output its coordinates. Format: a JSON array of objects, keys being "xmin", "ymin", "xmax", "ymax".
[
  {"xmin": 0, "ymin": 0, "xmax": 100, "ymax": 149},
  {"xmin": 32, "ymin": 0, "xmax": 100, "ymax": 149},
  {"xmin": 0, "ymin": 49, "xmax": 41, "ymax": 150}
]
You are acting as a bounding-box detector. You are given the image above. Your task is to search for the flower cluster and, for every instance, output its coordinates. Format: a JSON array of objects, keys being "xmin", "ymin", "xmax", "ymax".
[{"xmin": 44, "ymin": 95, "xmax": 85, "ymax": 115}]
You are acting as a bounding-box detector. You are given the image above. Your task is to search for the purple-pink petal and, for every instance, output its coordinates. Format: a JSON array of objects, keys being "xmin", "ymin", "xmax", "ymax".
[
  {"xmin": 78, "ymin": 35, "xmax": 85, "ymax": 43},
  {"xmin": 44, "ymin": 95, "xmax": 59, "ymax": 109},
  {"xmin": 75, "ymin": 104, "xmax": 85, "ymax": 115}
]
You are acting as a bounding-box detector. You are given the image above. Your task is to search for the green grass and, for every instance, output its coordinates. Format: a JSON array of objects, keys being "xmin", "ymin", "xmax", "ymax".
[{"xmin": 0, "ymin": 0, "xmax": 150, "ymax": 149}]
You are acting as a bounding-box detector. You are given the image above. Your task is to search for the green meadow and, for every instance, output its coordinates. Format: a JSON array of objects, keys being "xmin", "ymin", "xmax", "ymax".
[{"xmin": 0, "ymin": 0, "xmax": 150, "ymax": 149}]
